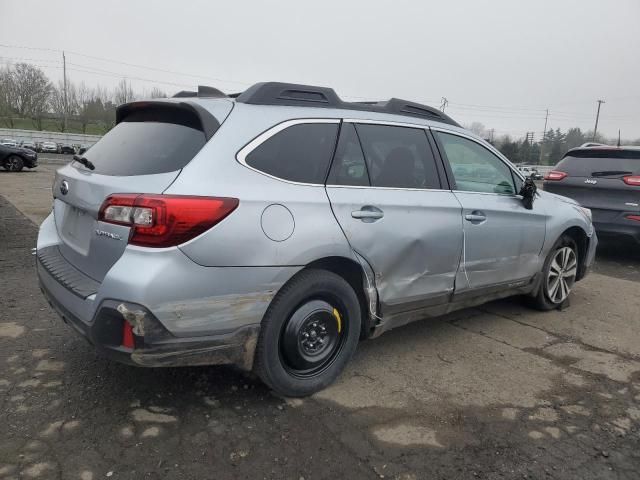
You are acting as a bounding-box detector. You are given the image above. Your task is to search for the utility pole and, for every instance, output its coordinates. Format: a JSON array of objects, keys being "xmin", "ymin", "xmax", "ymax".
[
  {"xmin": 525, "ymin": 132, "xmax": 534, "ymax": 164},
  {"xmin": 539, "ymin": 108, "xmax": 549, "ymax": 165},
  {"xmin": 525, "ymin": 132, "xmax": 534, "ymax": 144},
  {"xmin": 593, "ymin": 99, "xmax": 605, "ymax": 141},
  {"xmin": 62, "ymin": 51, "xmax": 68, "ymax": 132},
  {"xmin": 440, "ymin": 97, "xmax": 448, "ymax": 112},
  {"xmin": 489, "ymin": 128, "xmax": 495, "ymax": 143}
]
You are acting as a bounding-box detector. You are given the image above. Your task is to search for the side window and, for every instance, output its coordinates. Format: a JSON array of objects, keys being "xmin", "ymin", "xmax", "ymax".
[
  {"xmin": 355, "ymin": 124, "xmax": 441, "ymax": 189},
  {"xmin": 435, "ymin": 132, "xmax": 516, "ymax": 195},
  {"xmin": 327, "ymin": 123, "xmax": 370, "ymax": 186},
  {"xmin": 245, "ymin": 123, "xmax": 339, "ymax": 184}
]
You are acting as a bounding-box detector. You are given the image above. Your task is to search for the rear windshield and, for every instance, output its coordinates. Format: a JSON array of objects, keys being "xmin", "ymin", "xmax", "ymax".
[
  {"xmin": 81, "ymin": 108, "xmax": 207, "ymax": 176},
  {"xmin": 556, "ymin": 149, "xmax": 640, "ymax": 177}
]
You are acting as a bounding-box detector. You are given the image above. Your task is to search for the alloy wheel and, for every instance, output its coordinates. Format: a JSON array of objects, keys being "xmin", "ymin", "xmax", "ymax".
[
  {"xmin": 546, "ymin": 246, "xmax": 577, "ymax": 304},
  {"xmin": 6, "ymin": 156, "xmax": 20, "ymax": 171}
]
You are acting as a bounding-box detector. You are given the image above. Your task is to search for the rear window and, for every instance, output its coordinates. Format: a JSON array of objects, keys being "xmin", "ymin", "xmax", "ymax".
[
  {"xmin": 82, "ymin": 108, "xmax": 207, "ymax": 176},
  {"xmin": 245, "ymin": 123, "xmax": 339, "ymax": 184},
  {"xmin": 557, "ymin": 149, "xmax": 640, "ymax": 177}
]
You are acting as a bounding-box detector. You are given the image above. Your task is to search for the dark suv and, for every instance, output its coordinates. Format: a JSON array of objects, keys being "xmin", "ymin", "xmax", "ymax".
[{"xmin": 544, "ymin": 146, "xmax": 640, "ymax": 244}]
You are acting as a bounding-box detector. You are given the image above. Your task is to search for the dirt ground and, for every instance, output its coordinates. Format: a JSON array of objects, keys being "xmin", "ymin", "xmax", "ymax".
[{"xmin": 1, "ymin": 163, "xmax": 640, "ymax": 479}]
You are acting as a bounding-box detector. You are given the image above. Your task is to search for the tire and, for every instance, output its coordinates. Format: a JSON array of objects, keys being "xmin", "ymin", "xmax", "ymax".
[
  {"xmin": 3, "ymin": 155, "xmax": 24, "ymax": 172},
  {"xmin": 254, "ymin": 269, "xmax": 361, "ymax": 397},
  {"xmin": 528, "ymin": 234, "xmax": 578, "ymax": 311}
]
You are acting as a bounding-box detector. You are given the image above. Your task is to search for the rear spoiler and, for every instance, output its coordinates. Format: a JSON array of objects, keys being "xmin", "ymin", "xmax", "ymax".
[
  {"xmin": 563, "ymin": 147, "xmax": 640, "ymax": 160},
  {"xmin": 116, "ymin": 100, "xmax": 221, "ymax": 141}
]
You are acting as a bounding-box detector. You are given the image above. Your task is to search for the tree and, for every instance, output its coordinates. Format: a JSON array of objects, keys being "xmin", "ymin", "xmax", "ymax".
[
  {"xmin": 564, "ymin": 128, "xmax": 585, "ymax": 151},
  {"xmin": 89, "ymin": 85, "xmax": 117, "ymax": 132},
  {"xmin": 114, "ymin": 79, "xmax": 135, "ymax": 105},
  {"xmin": 540, "ymin": 129, "xmax": 556, "ymax": 165},
  {"xmin": 76, "ymin": 82, "xmax": 93, "ymax": 134},
  {"xmin": 12, "ymin": 63, "xmax": 51, "ymax": 121},
  {"xmin": 498, "ymin": 135, "xmax": 519, "ymax": 162},
  {"xmin": 50, "ymin": 80, "xmax": 79, "ymax": 131},
  {"xmin": 549, "ymin": 128, "xmax": 566, "ymax": 164},
  {"xmin": 520, "ymin": 138, "xmax": 532, "ymax": 164},
  {"xmin": 0, "ymin": 65, "xmax": 17, "ymax": 128},
  {"xmin": 529, "ymin": 142, "xmax": 541, "ymax": 165},
  {"xmin": 584, "ymin": 130, "xmax": 607, "ymax": 144},
  {"xmin": 468, "ymin": 122, "xmax": 487, "ymax": 137},
  {"xmin": 150, "ymin": 87, "xmax": 167, "ymax": 98}
]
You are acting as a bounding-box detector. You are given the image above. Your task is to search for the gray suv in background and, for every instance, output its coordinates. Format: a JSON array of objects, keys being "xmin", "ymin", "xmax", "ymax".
[
  {"xmin": 37, "ymin": 82, "xmax": 597, "ymax": 396},
  {"xmin": 544, "ymin": 145, "xmax": 640, "ymax": 244}
]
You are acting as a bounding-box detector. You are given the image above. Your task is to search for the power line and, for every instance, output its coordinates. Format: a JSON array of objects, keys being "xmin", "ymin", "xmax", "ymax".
[{"xmin": 0, "ymin": 43, "xmax": 250, "ymax": 88}]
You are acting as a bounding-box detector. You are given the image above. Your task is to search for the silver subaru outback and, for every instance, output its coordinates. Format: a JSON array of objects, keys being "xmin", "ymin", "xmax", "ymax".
[{"xmin": 37, "ymin": 82, "xmax": 597, "ymax": 397}]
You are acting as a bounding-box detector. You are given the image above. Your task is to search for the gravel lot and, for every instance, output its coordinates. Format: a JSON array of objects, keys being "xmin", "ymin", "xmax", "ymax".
[{"xmin": 1, "ymin": 164, "xmax": 639, "ymax": 479}]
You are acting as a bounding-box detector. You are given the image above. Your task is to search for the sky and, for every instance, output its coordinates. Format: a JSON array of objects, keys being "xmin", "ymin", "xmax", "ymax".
[{"xmin": 1, "ymin": 0, "xmax": 639, "ymax": 140}]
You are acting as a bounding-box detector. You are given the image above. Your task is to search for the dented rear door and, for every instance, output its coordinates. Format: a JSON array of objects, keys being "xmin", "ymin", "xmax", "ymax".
[{"xmin": 325, "ymin": 122, "xmax": 463, "ymax": 314}]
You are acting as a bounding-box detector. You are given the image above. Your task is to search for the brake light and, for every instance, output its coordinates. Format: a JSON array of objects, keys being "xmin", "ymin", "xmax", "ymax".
[
  {"xmin": 627, "ymin": 215, "xmax": 640, "ymax": 222},
  {"xmin": 99, "ymin": 194, "xmax": 239, "ymax": 247},
  {"xmin": 544, "ymin": 171, "xmax": 568, "ymax": 181},
  {"xmin": 623, "ymin": 176, "xmax": 640, "ymax": 186}
]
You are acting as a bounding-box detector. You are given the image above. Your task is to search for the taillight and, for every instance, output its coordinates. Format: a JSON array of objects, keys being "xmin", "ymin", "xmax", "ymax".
[
  {"xmin": 623, "ymin": 176, "xmax": 640, "ymax": 186},
  {"xmin": 544, "ymin": 171, "xmax": 568, "ymax": 181},
  {"xmin": 99, "ymin": 194, "xmax": 239, "ymax": 247},
  {"xmin": 627, "ymin": 215, "xmax": 640, "ymax": 222}
]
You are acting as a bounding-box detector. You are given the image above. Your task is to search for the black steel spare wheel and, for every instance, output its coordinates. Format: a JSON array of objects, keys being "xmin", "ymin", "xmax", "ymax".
[
  {"xmin": 254, "ymin": 269, "xmax": 361, "ymax": 397},
  {"xmin": 280, "ymin": 299, "xmax": 344, "ymax": 376}
]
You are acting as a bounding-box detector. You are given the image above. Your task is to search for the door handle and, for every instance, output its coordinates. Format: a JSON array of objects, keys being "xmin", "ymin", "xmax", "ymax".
[
  {"xmin": 464, "ymin": 211, "xmax": 486, "ymax": 223},
  {"xmin": 352, "ymin": 206, "xmax": 384, "ymax": 222}
]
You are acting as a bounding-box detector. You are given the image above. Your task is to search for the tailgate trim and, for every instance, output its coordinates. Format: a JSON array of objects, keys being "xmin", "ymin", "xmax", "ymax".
[{"xmin": 37, "ymin": 245, "xmax": 100, "ymax": 299}]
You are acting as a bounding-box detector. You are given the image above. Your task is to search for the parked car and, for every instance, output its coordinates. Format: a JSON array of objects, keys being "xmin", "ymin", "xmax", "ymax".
[
  {"xmin": 544, "ymin": 145, "xmax": 640, "ymax": 244},
  {"xmin": 21, "ymin": 140, "xmax": 37, "ymax": 152},
  {"xmin": 0, "ymin": 143, "xmax": 38, "ymax": 171},
  {"xmin": 518, "ymin": 165, "xmax": 543, "ymax": 180},
  {"xmin": 1, "ymin": 138, "xmax": 18, "ymax": 148},
  {"xmin": 60, "ymin": 144, "xmax": 76, "ymax": 154},
  {"xmin": 36, "ymin": 82, "xmax": 597, "ymax": 397},
  {"xmin": 40, "ymin": 141, "xmax": 58, "ymax": 153}
]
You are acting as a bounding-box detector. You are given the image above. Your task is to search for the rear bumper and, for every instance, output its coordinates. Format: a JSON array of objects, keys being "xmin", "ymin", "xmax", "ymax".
[
  {"xmin": 35, "ymin": 213, "xmax": 299, "ymax": 368},
  {"xmin": 38, "ymin": 262, "xmax": 260, "ymax": 369},
  {"xmin": 593, "ymin": 219, "xmax": 640, "ymax": 244}
]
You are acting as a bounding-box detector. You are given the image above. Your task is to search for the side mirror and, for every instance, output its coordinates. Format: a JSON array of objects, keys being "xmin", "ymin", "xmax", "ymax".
[{"xmin": 519, "ymin": 177, "xmax": 537, "ymax": 210}]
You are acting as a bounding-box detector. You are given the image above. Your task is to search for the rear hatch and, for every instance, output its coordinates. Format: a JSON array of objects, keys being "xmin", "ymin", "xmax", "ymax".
[
  {"xmin": 52, "ymin": 99, "xmax": 230, "ymax": 282},
  {"xmin": 543, "ymin": 148, "xmax": 640, "ymax": 223}
]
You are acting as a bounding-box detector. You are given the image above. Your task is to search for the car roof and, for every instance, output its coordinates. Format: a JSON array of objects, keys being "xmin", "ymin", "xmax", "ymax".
[{"xmin": 169, "ymin": 82, "xmax": 461, "ymax": 128}]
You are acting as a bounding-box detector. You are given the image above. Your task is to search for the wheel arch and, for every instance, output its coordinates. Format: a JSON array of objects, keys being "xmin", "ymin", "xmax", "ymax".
[
  {"xmin": 304, "ymin": 256, "xmax": 377, "ymax": 339},
  {"xmin": 560, "ymin": 226, "xmax": 590, "ymax": 281}
]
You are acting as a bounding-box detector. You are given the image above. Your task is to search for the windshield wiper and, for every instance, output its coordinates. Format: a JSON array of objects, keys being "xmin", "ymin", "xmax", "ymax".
[
  {"xmin": 73, "ymin": 154, "xmax": 95, "ymax": 171},
  {"xmin": 590, "ymin": 170, "xmax": 632, "ymax": 177}
]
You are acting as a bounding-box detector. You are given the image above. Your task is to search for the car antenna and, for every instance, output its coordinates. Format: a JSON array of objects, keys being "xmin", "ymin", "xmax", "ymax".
[{"xmin": 617, "ymin": 129, "xmax": 621, "ymax": 147}]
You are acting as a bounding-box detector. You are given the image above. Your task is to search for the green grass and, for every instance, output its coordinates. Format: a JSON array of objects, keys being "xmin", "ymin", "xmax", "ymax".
[{"xmin": 1, "ymin": 117, "xmax": 110, "ymax": 135}]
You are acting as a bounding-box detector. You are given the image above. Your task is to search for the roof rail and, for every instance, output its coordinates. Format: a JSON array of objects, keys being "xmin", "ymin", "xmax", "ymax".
[
  {"xmin": 235, "ymin": 82, "xmax": 460, "ymax": 126},
  {"xmin": 172, "ymin": 85, "xmax": 228, "ymax": 99}
]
